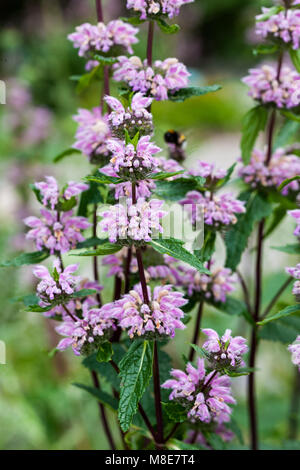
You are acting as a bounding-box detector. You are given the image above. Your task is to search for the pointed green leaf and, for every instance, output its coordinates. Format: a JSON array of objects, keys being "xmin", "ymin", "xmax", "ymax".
[
  {"xmin": 73, "ymin": 383, "xmax": 118, "ymax": 411},
  {"xmin": 118, "ymin": 340, "xmax": 153, "ymax": 432},
  {"xmin": 169, "ymin": 85, "xmax": 221, "ymax": 102},
  {"xmin": 0, "ymin": 250, "xmax": 49, "ymax": 267},
  {"xmin": 258, "ymin": 304, "xmax": 300, "ymax": 326},
  {"xmin": 53, "ymin": 148, "xmax": 81, "ymax": 163},
  {"xmin": 150, "ymin": 238, "xmax": 210, "ymax": 274},
  {"xmin": 240, "ymin": 105, "xmax": 268, "ymax": 164}
]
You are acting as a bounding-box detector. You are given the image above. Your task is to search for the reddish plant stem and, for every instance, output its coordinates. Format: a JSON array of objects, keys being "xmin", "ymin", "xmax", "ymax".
[
  {"xmin": 95, "ymin": 0, "xmax": 103, "ymax": 22},
  {"xmin": 247, "ymin": 48, "xmax": 284, "ymax": 451},
  {"xmin": 91, "ymin": 370, "xmax": 116, "ymax": 450},
  {"xmin": 153, "ymin": 341, "xmax": 164, "ymax": 443},
  {"xmin": 147, "ymin": 21, "xmax": 154, "ymax": 66},
  {"xmin": 62, "ymin": 304, "xmax": 78, "ymax": 323},
  {"xmin": 124, "ymin": 247, "xmax": 132, "ymax": 293}
]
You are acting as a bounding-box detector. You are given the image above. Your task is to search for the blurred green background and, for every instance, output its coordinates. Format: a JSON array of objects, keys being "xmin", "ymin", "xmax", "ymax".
[{"xmin": 0, "ymin": 0, "xmax": 299, "ymax": 450}]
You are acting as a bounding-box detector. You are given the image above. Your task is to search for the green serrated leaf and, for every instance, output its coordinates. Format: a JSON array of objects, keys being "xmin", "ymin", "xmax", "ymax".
[
  {"xmin": 274, "ymin": 119, "xmax": 300, "ymax": 149},
  {"xmin": 253, "ymin": 43, "xmax": 279, "ymax": 56},
  {"xmin": 148, "ymin": 170, "xmax": 184, "ymax": 180},
  {"xmin": 156, "ymin": 18, "xmax": 180, "ymax": 34},
  {"xmin": 150, "ymin": 238, "xmax": 210, "ymax": 274},
  {"xmin": 73, "ymin": 383, "xmax": 118, "ymax": 411},
  {"xmin": 85, "ymin": 173, "xmax": 124, "ymax": 185},
  {"xmin": 225, "ymin": 191, "xmax": 272, "ymax": 271},
  {"xmin": 162, "ymin": 402, "xmax": 187, "ymax": 423},
  {"xmin": 153, "ymin": 178, "xmax": 198, "ymax": 201},
  {"xmin": 280, "ymin": 110, "xmax": 300, "ymax": 123},
  {"xmin": 278, "ymin": 175, "xmax": 300, "ymax": 191},
  {"xmin": 118, "ymin": 340, "xmax": 154, "ymax": 432},
  {"xmin": 72, "ymin": 243, "xmax": 122, "ymax": 257},
  {"xmin": 271, "ymin": 244, "xmax": 300, "ymax": 255},
  {"xmin": 76, "ymin": 64, "xmax": 102, "ymax": 93},
  {"xmin": 53, "ymin": 148, "xmax": 81, "ymax": 163},
  {"xmin": 96, "ymin": 342, "xmax": 113, "ymax": 363},
  {"xmin": 290, "ymin": 48, "xmax": 300, "ymax": 74},
  {"xmin": 169, "ymin": 85, "xmax": 221, "ymax": 103},
  {"xmin": 240, "ymin": 105, "xmax": 268, "ymax": 164},
  {"xmin": 259, "ymin": 314, "xmax": 300, "ymax": 343},
  {"xmin": 258, "ymin": 304, "xmax": 300, "ymax": 326},
  {"xmin": 70, "ymin": 288, "xmax": 97, "ymax": 298},
  {"xmin": 0, "ymin": 250, "xmax": 49, "ymax": 267}
]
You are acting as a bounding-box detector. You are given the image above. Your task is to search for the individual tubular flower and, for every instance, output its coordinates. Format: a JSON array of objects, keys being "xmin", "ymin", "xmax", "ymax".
[
  {"xmin": 242, "ymin": 65, "xmax": 300, "ymax": 109},
  {"xmin": 73, "ymin": 108, "xmax": 111, "ymax": 162},
  {"xmin": 126, "ymin": 0, "xmax": 194, "ymax": 19},
  {"xmin": 288, "ymin": 336, "xmax": 300, "ymax": 372},
  {"xmin": 180, "ymin": 191, "xmax": 245, "ymax": 228},
  {"xmin": 113, "ymin": 56, "xmax": 190, "ymax": 101},
  {"xmin": 68, "ymin": 20, "xmax": 139, "ymax": 58},
  {"xmin": 239, "ymin": 148, "xmax": 300, "ymax": 195},
  {"xmin": 100, "ymin": 283, "xmax": 187, "ymax": 339},
  {"xmin": 176, "ymin": 263, "xmax": 237, "ymax": 302},
  {"xmin": 99, "ymin": 198, "xmax": 166, "ymax": 244},
  {"xmin": 105, "ymin": 92, "xmax": 153, "ymax": 139},
  {"xmin": 33, "ymin": 261, "xmax": 80, "ymax": 306},
  {"xmin": 285, "ymin": 264, "xmax": 300, "ymax": 301},
  {"xmin": 35, "ymin": 176, "xmax": 89, "ymax": 210},
  {"xmin": 107, "ymin": 135, "xmax": 161, "ymax": 178},
  {"xmin": 288, "ymin": 209, "xmax": 300, "ymax": 238},
  {"xmin": 162, "ymin": 358, "xmax": 236, "ymax": 424},
  {"xmin": 256, "ymin": 8, "xmax": 300, "ymax": 50},
  {"xmin": 202, "ymin": 328, "xmax": 248, "ymax": 369},
  {"xmin": 24, "ymin": 209, "xmax": 91, "ymax": 254},
  {"xmin": 56, "ymin": 307, "xmax": 117, "ymax": 356}
]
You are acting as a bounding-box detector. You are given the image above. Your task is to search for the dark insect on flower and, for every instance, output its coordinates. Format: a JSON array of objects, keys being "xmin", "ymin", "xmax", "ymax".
[{"xmin": 164, "ymin": 129, "xmax": 187, "ymax": 162}]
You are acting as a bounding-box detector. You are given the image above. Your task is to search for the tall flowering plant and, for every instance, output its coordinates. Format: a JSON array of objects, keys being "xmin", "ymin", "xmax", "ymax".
[{"xmin": 2, "ymin": 0, "xmax": 300, "ymax": 451}]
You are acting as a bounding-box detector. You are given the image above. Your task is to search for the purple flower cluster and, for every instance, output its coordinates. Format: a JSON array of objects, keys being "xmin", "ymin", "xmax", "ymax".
[
  {"xmin": 68, "ymin": 20, "xmax": 139, "ymax": 58},
  {"xmin": 162, "ymin": 358, "xmax": 236, "ymax": 424},
  {"xmin": 242, "ymin": 65, "xmax": 300, "ymax": 109},
  {"xmin": 35, "ymin": 176, "xmax": 89, "ymax": 210},
  {"xmin": 99, "ymin": 198, "xmax": 166, "ymax": 244},
  {"xmin": 289, "ymin": 209, "xmax": 300, "ymax": 238},
  {"xmin": 126, "ymin": 0, "xmax": 194, "ymax": 19},
  {"xmin": 56, "ymin": 307, "xmax": 117, "ymax": 356},
  {"xmin": 288, "ymin": 336, "xmax": 300, "ymax": 372},
  {"xmin": 113, "ymin": 56, "xmax": 190, "ymax": 101},
  {"xmin": 24, "ymin": 209, "xmax": 91, "ymax": 254},
  {"xmin": 107, "ymin": 135, "xmax": 161, "ymax": 178},
  {"xmin": 285, "ymin": 264, "xmax": 300, "ymax": 301},
  {"xmin": 180, "ymin": 191, "xmax": 246, "ymax": 229},
  {"xmin": 188, "ymin": 160, "xmax": 226, "ymax": 184},
  {"xmin": 202, "ymin": 328, "xmax": 248, "ymax": 368},
  {"xmin": 73, "ymin": 107, "xmax": 111, "ymax": 161},
  {"xmin": 105, "ymin": 92, "xmax": 153, "ymax": 139},
  {"xmin": 99, "ymin": 283, "xmax": 187, "ymax": 339},
  {"xmin": 239, "ymin": 148, "xmax": 300, "ymax": 195},
  {"xmin": 256, "ymin": 7, "xmax": 300, "ymax": 50},
  {"xmin": 176, "ymin": 263, "xmax": 237, "ymax": 302},
  {"xmin": 33, "ymin": 261, "xmax": 79, "ymax": 306}
]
